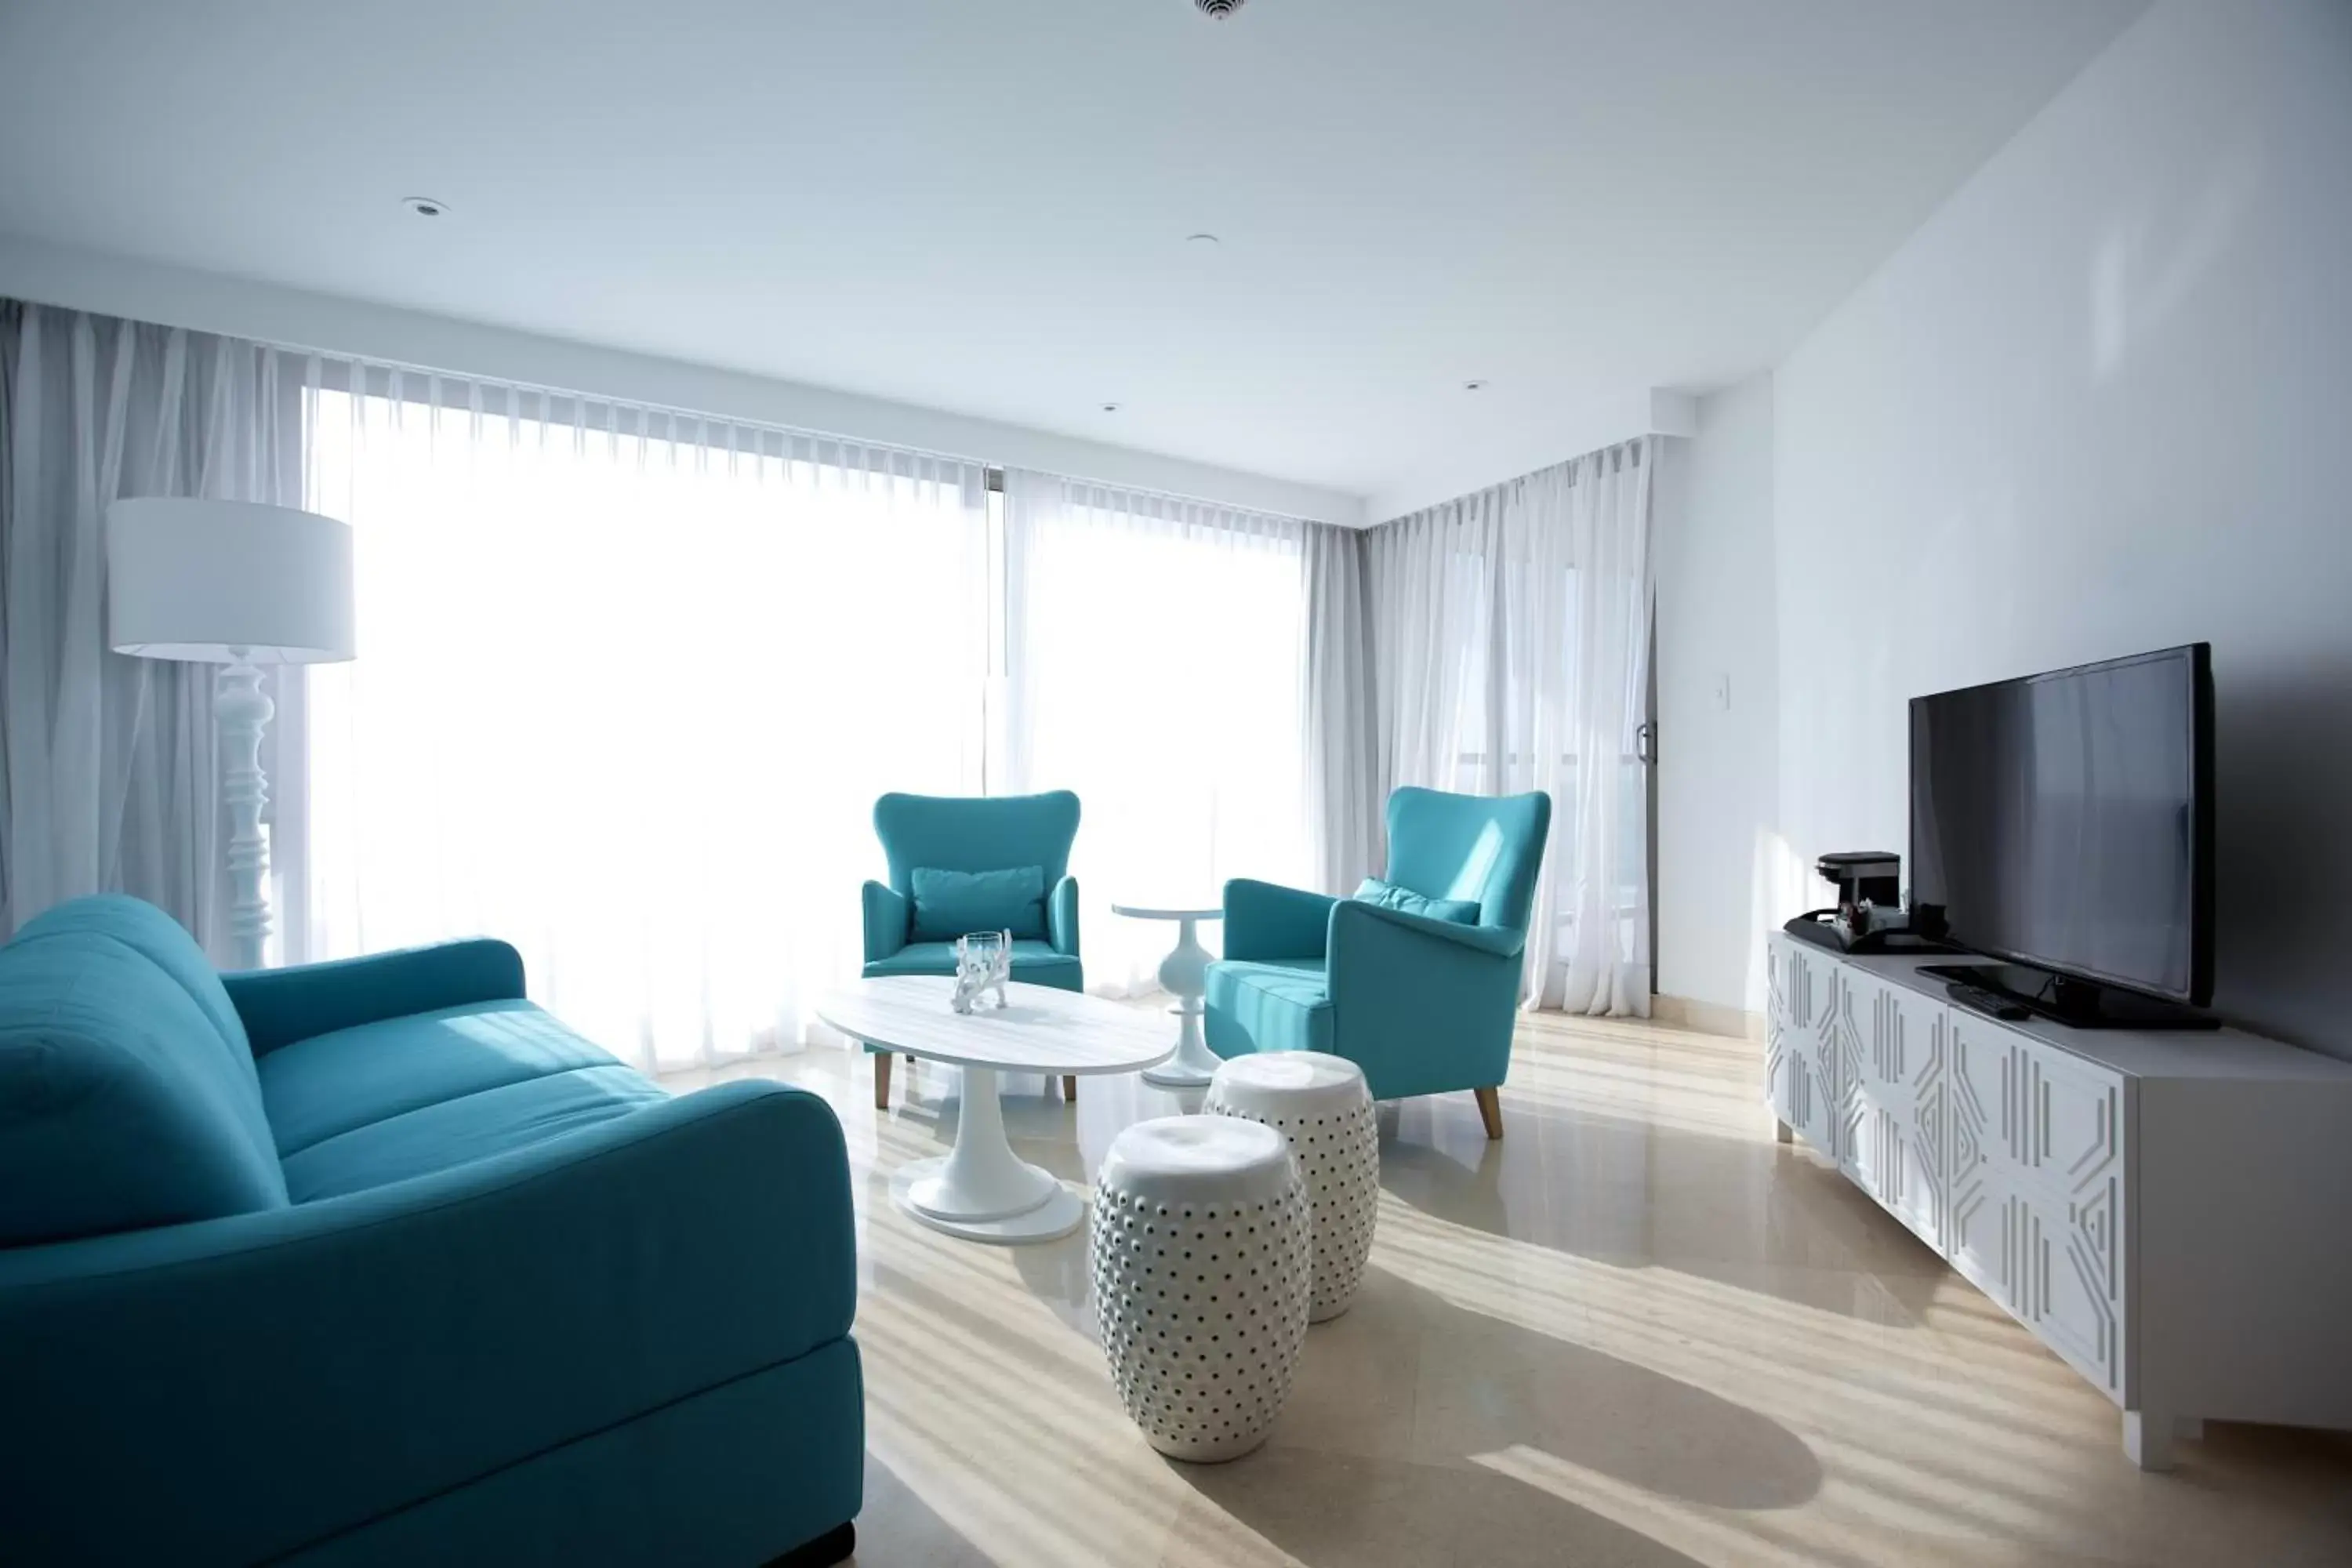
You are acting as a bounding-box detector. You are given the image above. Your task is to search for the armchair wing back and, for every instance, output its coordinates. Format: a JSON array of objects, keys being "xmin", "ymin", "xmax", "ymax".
[
  {"xmin": 872, "ymin": 790, "xmax": 1081, "ymax": 894},
  {"xmin": 860, "ymin": 790, "xmax": 1087, "ymax": 1107},
  {"xmin": 1205, "ymin": 786, "xmax": 1552, "ymax": 1135},
  {"xmin": 1382, "ymin": 786, "xmax": 1552, "ymax": 933}
]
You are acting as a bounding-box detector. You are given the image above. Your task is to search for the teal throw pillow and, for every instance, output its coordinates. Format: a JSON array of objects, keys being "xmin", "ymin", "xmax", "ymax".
[
  {"xmin": 910, "ymin": 866, "xmax": 1049, "ymax": 942},
  {"xmin": 1353, "ymin": 877, "xmax": 1479, "ymax": 925}
]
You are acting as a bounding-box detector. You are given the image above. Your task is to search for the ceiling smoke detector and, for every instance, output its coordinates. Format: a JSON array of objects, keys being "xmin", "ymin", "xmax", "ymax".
[{"xmin": 1196, "ymin": 0, "xmax": 1246, "ymax": 17}]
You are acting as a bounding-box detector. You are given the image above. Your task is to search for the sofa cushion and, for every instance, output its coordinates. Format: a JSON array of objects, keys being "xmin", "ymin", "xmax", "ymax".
[
  {"xmin": 281, "ymin": 1062, "xmax": 669, "ymax": 1201},
  {"xmin": 1353, "ymin": 877, "xmax": 1479, "ymax": 924},
  {"xmin": 0, "ymin": 895, "xmax": 287, "ymax": 1245},
  {"xmin": 909, "ymin": 865, "xmax": 1048, "ymax": 942},
  {"xmin": 257, "ymin": 998, "xmax": 619, "ymax": 1158},
  {"xmin": 862, "ymin": 938, "xmax": 1080, "ymax": 987},
  {"xmin": 1203, "ymin": 957, "xmax": 1336, "ymax": 1058},
  {"xmin": 17, "ymin": 894, "xmax": 263, "ymax": 1069}
]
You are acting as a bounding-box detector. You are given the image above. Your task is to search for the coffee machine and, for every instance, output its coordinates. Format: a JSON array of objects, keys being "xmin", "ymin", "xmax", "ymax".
[{"xmin": 1783, "ymin": 851, "xmax": 1947, "ymax": 955}]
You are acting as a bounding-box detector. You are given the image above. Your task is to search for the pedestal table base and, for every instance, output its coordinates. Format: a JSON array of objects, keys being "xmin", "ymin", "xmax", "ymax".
[{"xmin": 889, "ymin": 1065, "xmax": 1083, "ymax": 1243}]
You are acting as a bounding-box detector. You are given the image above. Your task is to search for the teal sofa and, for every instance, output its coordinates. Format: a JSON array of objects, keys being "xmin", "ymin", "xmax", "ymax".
[
  {"xmin": 1205, "ymin": 786, "xmax": 1552, "ymax": 1138},
  {"xmin": 859, "ymin": 790, "xmax": 1083, "ymax": 1108},
  {"xmin": 0, "ymin": 895, "xmax": 861, "ymax": 1567}
]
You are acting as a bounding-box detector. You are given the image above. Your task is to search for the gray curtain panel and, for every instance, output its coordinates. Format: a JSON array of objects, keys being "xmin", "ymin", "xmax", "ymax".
[
  {"xmin": 0, "ymin": 300, "xmax": 299, "ymax": 953},
  {"xmin": 1302, "ymin": 521, "xmax": 1379, "ymax": 894}
]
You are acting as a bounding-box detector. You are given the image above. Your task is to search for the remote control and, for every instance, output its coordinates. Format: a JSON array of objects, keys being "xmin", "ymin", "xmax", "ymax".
[{"xmin": 1947, "ymin": 982, "xmax": 2032, "ymax": 1022}]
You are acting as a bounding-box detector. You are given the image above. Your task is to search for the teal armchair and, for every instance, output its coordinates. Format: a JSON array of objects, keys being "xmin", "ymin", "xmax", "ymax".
[
  {"xmin": 859, "ymin": 790, "xmax": 1083, "ymax": 1107},
  {"xmin": 1205, "ymin": 786, "xmax": 1552, "ymax": 1138}
]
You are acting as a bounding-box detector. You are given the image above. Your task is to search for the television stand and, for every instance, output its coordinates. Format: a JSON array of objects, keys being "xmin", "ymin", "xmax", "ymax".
[
  {"xmin": 1922, "ymin": 961, "xmax": 2221, "ymax": 1030},
  {"xmin": 1769, "ymin": 931, "xmax": 2352, "ymax": 1470}
]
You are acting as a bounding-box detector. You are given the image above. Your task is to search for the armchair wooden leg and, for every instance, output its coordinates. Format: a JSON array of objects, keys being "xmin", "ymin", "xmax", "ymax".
[
  {"xmin": 1063, "ymin": 1075, "xmax": 1078, "ymax": 1104},
  {"xmin": 873, "ymin": 1051, "xmax": 892, "ymax": 1110},
  {"xmin": 1473, "ymin": 1086, "xmax": 1504, "ymax": 1141}
]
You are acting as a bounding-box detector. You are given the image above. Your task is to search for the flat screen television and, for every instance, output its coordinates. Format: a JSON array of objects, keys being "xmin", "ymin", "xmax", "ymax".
[{"xmin": 1910, "ymin": 644, "xmax": 2214, "ymax": 1024}]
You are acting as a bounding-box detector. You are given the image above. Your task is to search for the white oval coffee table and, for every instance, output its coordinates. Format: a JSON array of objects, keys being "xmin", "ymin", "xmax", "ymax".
[
  {"xmin": 1111, "ymin": 899, "xmax": 1225, "ymax": 1087},
  {"xmin": 817, "ymin": 976, "xmax": 1174, "ymax": 1243}
]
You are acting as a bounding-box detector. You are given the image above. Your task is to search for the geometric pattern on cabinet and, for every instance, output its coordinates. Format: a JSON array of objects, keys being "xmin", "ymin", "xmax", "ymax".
[
  {"xmin": 1764, "ymin": 948, "xmax": 1791, "ymax": 1127},
  {"xmin": 1770, "ymin": 943, "xmax": 1842, "ymax": 1158},
  {"xmin": 1949, "ymin": 1018, "xmax": 2027, "ymax": 1301},
  {"xmin": 1924, "ymin": 1006, "xmax": 2128, "ymax": 1396},
  {"xmin": 1947, "ymin": 1022, "xmax": 2003, "ymax": 1295},
  {"xmin": 2016, "ymin": 1045, "xmax": 2126, "ymax": 1394},
  {"xmin": 1842, "ymin": 977, "xmax": 1949, "ymax": 1254},
  {"xmin": 1831, "ymin": 965, "xmax": 1866, "ymax": 1175}
]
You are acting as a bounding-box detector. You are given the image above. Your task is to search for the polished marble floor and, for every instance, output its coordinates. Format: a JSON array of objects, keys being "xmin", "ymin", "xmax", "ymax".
[{"xmin": 670, "ymin": 1010, "xmax": 2352, "ymax": 1567}]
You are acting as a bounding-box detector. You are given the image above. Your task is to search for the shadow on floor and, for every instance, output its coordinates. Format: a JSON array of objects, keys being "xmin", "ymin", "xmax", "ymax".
[
  {"xmin": 1171, "ymin": 1444, "xmax": 1708, "ymax": 1568},
  {"xmin": 849, "ymin": 1452, "xmax": 991, "ymax": 1568},
  {"xmin": 1156, "ymin": 1265, "xmax": 1813, "ymax": 1559},
  {"xmin": 1393, "ymin": 1265, "xmax": 1818, "ymax": 1511},
  {"xmin": 1376, "ymin": 1109, "xmax": 1950, "ymax": 1326},
  {"xmin": 1011, "ymin": 1228, "xmax": 1095, "ymax": 1334},
  {"xmin": 991, "ymin": 1211, "xmax": 1822, "ymax": 1515}
]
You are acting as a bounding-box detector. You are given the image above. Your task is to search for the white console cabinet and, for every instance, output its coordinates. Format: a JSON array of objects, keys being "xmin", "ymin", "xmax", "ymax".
[{"xmin": 1766, "ymin": 932, "xmax": 2352, "ymax": 1470}]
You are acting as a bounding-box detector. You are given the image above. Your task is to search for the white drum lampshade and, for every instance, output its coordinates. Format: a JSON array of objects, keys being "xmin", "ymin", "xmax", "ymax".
[
  {"xmin": 107, "ymin": 498, "xmax": 355, "ymax": 665},
  {"xmin": 106, "ymin": 497, "xmax": 357, "ymax": 970}
]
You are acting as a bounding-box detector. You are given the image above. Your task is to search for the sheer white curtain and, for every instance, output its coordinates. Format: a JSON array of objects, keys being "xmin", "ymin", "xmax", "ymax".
[
  {"xmin": 1002, "ymin": 470, "xmax": 1316, "ymax": 993},
  {"xmin": 1, "ymin": 303, "xmax": 299, "ymax": 953},
  {"xmin": 297, "ymin": 360, "xmax": 989, "ymax": 1072},
  {"xmin": 1365, "ymin": 441, "xmax": 1653, "ymax": 1014}
]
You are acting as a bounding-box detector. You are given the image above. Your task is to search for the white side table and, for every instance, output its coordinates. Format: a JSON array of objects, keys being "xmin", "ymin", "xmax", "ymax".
[{"xmin": 1112, "ymin": 901, "xmax": 1225, "ymax": 1087}]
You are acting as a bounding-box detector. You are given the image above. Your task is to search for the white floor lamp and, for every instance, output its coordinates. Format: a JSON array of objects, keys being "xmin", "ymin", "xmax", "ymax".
[{"xmin": 107, "ymin": 497, "xmax": 356, "ymax": 970}]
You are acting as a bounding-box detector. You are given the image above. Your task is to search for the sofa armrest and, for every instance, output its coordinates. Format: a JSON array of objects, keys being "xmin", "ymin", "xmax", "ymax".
[
  {"xmin": 1325, "ymin": 902, "xmax": 1526, "ymax": 1097},
  {"xmin": 1048, "ymin": 875, "xmax": 1081, "ymax": 958},
  {"xmin": 1223, "ymin": 878, "xmax": 1338, "ymax": 960},
  {"xmin": 223, "ymin": 939, "xmax": 527, "ymax": 1057},
  {"xmin": 1330, "ymin": 901, "xmax": 1526, "ymax": 960},
  {"xmin": 0, "ymin": 1080, "xmax": 856, "ymax": 1566},
  {"xmin": 862, "ymin": 880, "xmax": 909, "ymax": 964}
]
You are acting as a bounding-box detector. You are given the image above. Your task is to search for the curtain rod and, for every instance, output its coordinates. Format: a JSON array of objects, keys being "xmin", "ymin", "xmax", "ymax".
[{"xmin": 296, "ymin": 352, "xmax": 1329, "ymax": 516}]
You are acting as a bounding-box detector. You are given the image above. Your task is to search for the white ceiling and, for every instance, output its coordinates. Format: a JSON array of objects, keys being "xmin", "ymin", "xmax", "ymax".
[{"xmin": 0, "ymin": 0, "xmax": 2143, "ymax": 510}]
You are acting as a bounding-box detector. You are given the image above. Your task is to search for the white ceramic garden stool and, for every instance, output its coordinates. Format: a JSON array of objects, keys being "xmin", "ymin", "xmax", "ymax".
[
  {"xmin": 1089, "ymin": 1116, "xmax": 1312, "ymax": 1464},
  {"xmin": 1203, "ymin": 1052, "xmax": 1380, "ymax": 1322}
]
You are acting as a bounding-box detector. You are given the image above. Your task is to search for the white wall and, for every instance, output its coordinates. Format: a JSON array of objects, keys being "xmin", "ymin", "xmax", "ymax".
[
  {"xmin": 0, "ymin": 234, "xmax": 1363, "ymax": 528},
  {"xmin": 1368, "ymin": 390, "xmax": 1699, "ymax": 524},
  {"xmin": 1654, "ymin": 374, "xmax": 1789, "ymax": 1013},
  {"xmin": 1772, "ymin": 0, "xmax": 2352, "ymax": 1054}
]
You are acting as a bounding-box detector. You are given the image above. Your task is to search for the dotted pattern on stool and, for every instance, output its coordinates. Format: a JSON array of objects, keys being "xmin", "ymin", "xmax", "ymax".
[
  {"xmin": 1089, "ymin": 1169, "xmax": 1311, "ymax": 1463},
  {"xmin": 1202, "ymin": 1083, "xmax": 1380, "ymax": 1321}
]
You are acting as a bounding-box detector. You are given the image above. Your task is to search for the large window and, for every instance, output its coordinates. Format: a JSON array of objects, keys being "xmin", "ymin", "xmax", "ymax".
[
  {"xmin": 297, "ymin": 369, "xmax": 1314, "ymax": 1068},
  {"xmin": 302, "ymin": 372, "xmax": 990, "ymax": 1070},
  {"xmin": 1449, "ymin": 560, "xmax": 1649, "ymax": 956},
  {"xmin": 1363, "ymin": 445, "xmax": 1654, "ymax": 1014},
  {"xmin": 1005, "ymin": 478, "xmax": 1310, "ymax": 991}
]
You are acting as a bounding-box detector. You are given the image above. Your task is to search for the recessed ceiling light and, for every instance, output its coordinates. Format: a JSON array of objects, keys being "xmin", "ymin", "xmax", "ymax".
[
  {"xmin": 1185, "ymin": 233, "xmax": 1221, "ymax": 248},
  {"xmin": 1462, "ymin": 379, "xmax": 1490, "ymax": 392},
  {"xmin": 1196, "ymin": 0, "xmax": 1247, "ymax": 17},
  {"xmin": 400, "ymin": 195, "xmax": 450, "ymax": 219},
  {"xmin": 1100, "ymin": 402, "xmax": 1123, "ymax": 413}
]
